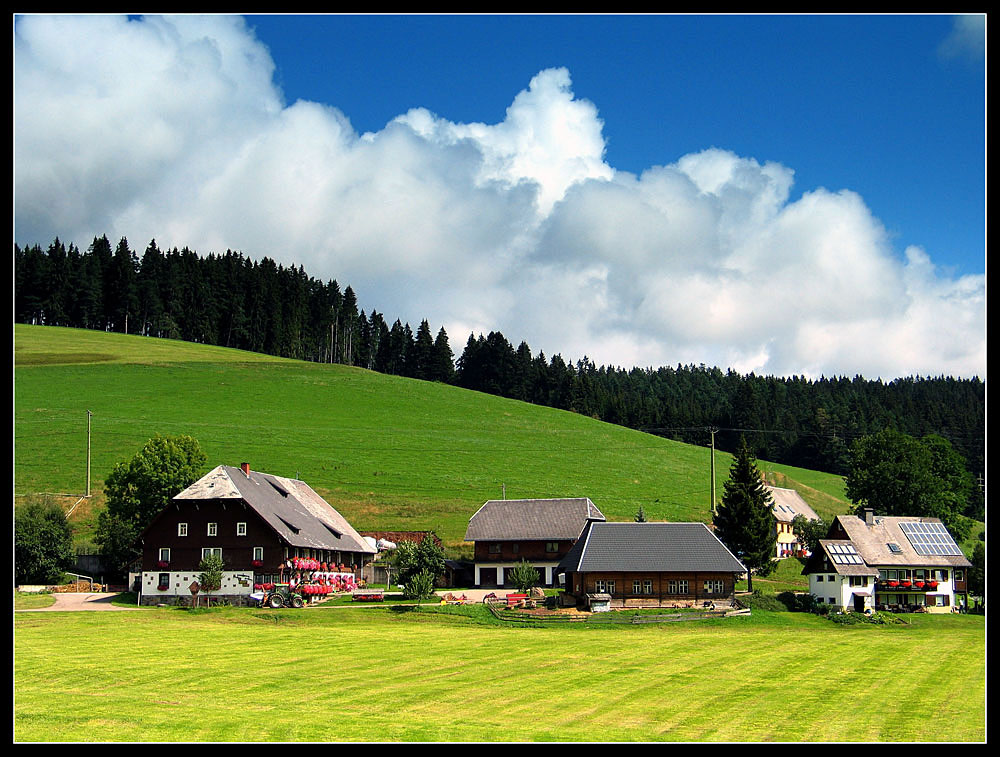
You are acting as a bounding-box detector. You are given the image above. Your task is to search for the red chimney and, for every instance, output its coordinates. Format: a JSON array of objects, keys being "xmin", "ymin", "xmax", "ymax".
[{"xmin": 240, "ymin": 462, "xmax": 251, "ymax": 478}]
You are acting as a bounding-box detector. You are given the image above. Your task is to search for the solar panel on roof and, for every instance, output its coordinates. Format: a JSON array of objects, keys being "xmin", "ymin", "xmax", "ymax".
[
  {"xmin": 828, "ymin": 543, "xmax": 863, "ymax": 565},
  {"xmin": 899, "ymin": 521, "xmax": 964, "ymax": 556}
]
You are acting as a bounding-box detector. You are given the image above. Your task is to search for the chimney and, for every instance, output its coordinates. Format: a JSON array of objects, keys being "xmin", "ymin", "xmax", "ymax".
[
  {"xmin": 240, "ymin": 462, "xmax": 251, "ymax": 478},
  {"xmin": 863, "ymin": 507, "xmax": 874, "ymax": 527}
]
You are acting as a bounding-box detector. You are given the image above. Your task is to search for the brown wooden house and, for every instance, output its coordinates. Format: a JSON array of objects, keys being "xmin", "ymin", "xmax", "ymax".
[
  {"xmin": 136, "ymin": 463, "xmax": 375, "ymax": 605},
  {"xmin": 558, "ymin": 521, "xmax": 747, "ymax": 609},
  {"xmin": 464, "ymin": 497, "xmax": 606, "ymax": 588}
]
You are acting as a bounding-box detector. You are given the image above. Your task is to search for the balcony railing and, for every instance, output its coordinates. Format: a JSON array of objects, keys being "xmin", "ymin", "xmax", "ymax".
[{"xmin": 876, "ymin": 580, "xmax": 939, "ymax": 592}]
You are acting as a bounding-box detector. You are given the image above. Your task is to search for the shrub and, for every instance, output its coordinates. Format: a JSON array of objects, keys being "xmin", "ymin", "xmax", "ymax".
[
  {"xmin": 402, "ymin": 570, "xmax": 436, "ymax": 603},
  {"xmin": 747, "ymin": 589, "xmax": 789, "ymax": 612}
]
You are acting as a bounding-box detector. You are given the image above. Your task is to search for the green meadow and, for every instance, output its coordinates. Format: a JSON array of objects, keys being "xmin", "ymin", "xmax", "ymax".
[
  {"xmin": 13, "ymin": 604, "xmax": 985, "ymax": 742},
  {"xmin": 14, "ymin": 324, "xmax": 853, "ymax": 551}
]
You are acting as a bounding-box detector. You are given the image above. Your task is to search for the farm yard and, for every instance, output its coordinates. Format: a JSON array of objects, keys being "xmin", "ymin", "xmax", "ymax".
[{"xmin": 13, "ymin": 600, "xmax": 986, "ymax": 742}]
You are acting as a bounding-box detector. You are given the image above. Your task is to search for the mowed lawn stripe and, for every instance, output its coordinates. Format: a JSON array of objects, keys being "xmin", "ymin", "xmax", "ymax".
[{"xmin": 14, "ymin": 608, "xmax": 985, "ymax": 742}]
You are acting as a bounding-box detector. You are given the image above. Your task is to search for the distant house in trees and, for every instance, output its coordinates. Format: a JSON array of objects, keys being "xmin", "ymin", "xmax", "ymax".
[
  {"xmin": 766, "ymin": 485, "xmax": 820, "ymax": 558},
  {"xmin": 802, "ymin": 509, "xmax": 972, "ymax": 614},
  {"xmin": 135, "ymin": 464, "xmax": 375, "ymax": 605},
  {"xmin": 464, "ymin": 498, "xmax": 606, "ymax": 588},
  {"xmin": 558, "ymin": 521, "xmax": 747, "ymax": 609}
]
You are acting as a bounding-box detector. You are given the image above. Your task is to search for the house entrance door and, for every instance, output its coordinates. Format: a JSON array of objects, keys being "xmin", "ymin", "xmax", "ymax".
[{"xmin": 479, "ymin": 568, "xmax": 498, "ymax": 588}]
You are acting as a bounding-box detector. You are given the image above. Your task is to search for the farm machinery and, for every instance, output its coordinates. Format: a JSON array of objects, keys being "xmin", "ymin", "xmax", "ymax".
[{"xmin": 254, "ymin": 583, "xmax": 304, "ymax": 609}]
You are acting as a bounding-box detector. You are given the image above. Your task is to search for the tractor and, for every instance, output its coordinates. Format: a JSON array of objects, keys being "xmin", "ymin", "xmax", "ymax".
[{"xmin": 258, "ymin": 583, "xmax": 304, "ymax": 609}]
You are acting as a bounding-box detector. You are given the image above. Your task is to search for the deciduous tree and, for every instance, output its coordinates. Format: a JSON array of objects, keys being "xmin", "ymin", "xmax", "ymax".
[
  {"xmin": 96, "ymin": 435, "xmax": 206, "ymax": 577},
  {"xmin": 845, "ymin": 430, "xmax": 973, "ymax": 541},
  {"xmin": 15, "ymin": 499, "xmax": 75, "ymax": 585}
]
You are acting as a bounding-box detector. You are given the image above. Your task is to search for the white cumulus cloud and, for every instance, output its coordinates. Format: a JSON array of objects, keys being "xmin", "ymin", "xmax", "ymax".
[{"xmin": 14, "ymin": 14, "xmax": 985, "ymax": 380}]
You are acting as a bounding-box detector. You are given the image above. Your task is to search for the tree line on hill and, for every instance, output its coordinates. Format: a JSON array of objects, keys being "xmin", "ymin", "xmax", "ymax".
[{"xmin": 15, "ymin": 235, "xmax": 985, "ymax": 518}]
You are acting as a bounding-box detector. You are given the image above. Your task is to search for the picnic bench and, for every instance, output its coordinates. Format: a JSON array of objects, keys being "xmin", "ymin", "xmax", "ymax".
[
  {"xmin": 505, "ymin": 593, "xmax": 528, "ymax": 606},
  {"xmin": 351, "ymin": 588, "xmax": 384, "ymax": 602}
]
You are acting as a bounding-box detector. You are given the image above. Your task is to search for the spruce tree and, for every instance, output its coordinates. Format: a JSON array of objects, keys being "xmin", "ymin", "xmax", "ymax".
[{"xmin": 712, "ymin": 436, "xmax": 776, "ymax": 591}]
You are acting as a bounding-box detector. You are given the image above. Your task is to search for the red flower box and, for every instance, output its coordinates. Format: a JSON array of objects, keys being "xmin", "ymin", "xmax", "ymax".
[
  {"xmin": 252, "ymin": 560, "xmax": 264, "ymax": 568},
  {"xmin": 157, "ymin": 560, "xmax": 170, "ymax": 569},
  {"xmin": 888, "ymin": 581, "xmax": 899, "ymax": 588}
]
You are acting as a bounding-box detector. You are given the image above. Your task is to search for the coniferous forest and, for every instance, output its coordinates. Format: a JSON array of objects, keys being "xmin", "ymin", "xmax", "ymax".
[{"xmin": 15, "ymin": 235, "xmax": 985, "ymax": 514}]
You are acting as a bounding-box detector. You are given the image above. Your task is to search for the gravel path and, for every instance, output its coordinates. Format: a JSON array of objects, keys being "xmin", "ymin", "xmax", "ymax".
[{"xmin": 16, "ymin": 592, "xmax": 140, "ymax": 612}]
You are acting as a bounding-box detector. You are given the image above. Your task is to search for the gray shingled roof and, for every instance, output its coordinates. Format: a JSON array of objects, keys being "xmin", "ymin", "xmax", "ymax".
[
  {"xmin": 766, "ymin": 485, "xmax": 820, "ymax": 523},
  {"xmin": 559, "ymin": 522, "xmax": 746, "ymax": 574},
  {"xmin": 175, "ymin": 465, "xmax": 375, "ymax": 554},
  {"xmin": 464, "ymin": 498, "xmax": 605, "ymax": 542}
]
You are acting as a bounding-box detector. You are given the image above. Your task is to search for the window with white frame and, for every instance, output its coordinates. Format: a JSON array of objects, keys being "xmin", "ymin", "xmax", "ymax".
[
  {"xmin": 202, "ymin": 547, "xmax": 222, "ymax": 560},
  {"xmin": 633, "ymin": 580, "xmax": 642, "ymax": 595},
  {"xmin": 606, "ymin": 580, "xmax": 616, "ymax": 595},
  {"xmin": 595, "ymin": 580, "xmax": 607, "ymax": 593},
  {"xmin": 644, "ymin": 580, "xmax": 653, "ymax": 595},
  {"xmin": 178, "ymin": 522, "xmax": 188, "ymax": 537},
  {"xmin": 158, "ymin": 547, "xmax": 170, "ymax": 563},
  {"xmin": 237, "ymin": 522, "xmax": 247, "ymax": 536},
  {"xmin": 253, "ymin": 546, "xmax": 264, "ymax": 561},
  {"xmin": 703, "ymin": 579, "xmax": 724, "ymax": 594},
  {"xmin": 207, "ymin": 523, "xmax": 218, "ymax": 537},
  {"xmin": 668, "ymin": 579, "xmax": 689, "ymax": 594}
]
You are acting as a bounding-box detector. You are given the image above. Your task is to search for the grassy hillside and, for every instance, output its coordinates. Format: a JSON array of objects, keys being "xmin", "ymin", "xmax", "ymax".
[{"xmin": 15, "ymin": 325, "xmax": 853, "ymax": 553}]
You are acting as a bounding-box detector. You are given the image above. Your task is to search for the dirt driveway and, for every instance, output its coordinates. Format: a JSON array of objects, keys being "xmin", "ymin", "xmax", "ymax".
[{"xmin": 17, "ymin": 592, "xmax": 140, "ymax": 612}]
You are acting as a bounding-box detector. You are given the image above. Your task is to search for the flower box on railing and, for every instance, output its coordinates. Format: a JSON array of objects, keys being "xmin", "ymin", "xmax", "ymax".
[
  {"xmin": 157, "ymin": 560, "xmax": 170, "ymax": 569},
  {"xmin": 926, "ymin": 581, "xmax": 938, "ymax": 590}
]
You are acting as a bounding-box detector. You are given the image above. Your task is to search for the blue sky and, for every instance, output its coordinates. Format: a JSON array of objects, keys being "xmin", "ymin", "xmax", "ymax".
[
  {"xmin": 14, "ymin": 14, "xmax": 986, "ymax": 379},
  {"xmin": 248, "ymin": 14, "xmax": 985, "ymax": 277}
]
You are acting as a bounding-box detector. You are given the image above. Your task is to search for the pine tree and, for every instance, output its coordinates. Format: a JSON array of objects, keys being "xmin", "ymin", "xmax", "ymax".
[{"xmin": 712, "ymin": 436, "xmax": 776, "ymax": 591}]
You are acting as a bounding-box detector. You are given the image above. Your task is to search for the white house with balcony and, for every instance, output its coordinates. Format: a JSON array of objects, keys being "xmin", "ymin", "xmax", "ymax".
[{"xmin": 802, "ymin": 509, "xmax": 971, "ymax": 613}]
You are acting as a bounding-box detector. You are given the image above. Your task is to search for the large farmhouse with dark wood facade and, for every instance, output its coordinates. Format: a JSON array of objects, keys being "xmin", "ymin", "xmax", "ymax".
[
  {"xmin": 135, "ymin": 463, "xmax": 375, "ymax": 605},
  {"xmin": 464, "ymin": 497, "xmax": 605, "ymax": 588},
  {"xmin": 558, "ymin": 521, "xmax": 747, "ymax": 609}
]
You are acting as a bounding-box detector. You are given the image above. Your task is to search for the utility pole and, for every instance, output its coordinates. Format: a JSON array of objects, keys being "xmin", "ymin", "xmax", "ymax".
[
  {"xmin": 86, "ymin": 410, "xmax": 93, "ymax": 497},
  {"xmin": 708, "ymin": 426, "xmax": 718, "ymax": 516}
]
